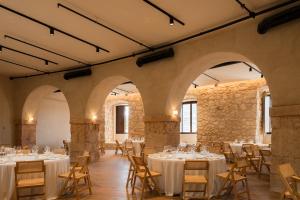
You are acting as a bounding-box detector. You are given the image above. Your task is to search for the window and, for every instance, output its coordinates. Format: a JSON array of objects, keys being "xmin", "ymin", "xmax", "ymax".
[
  {"xmin": 264, "ymin": 95, "xmax": 272, "ymax": 134},
  {"xmin": 180, "ymin": 101, "xmax": 197, "ymax": 134},
  {"xmin": 115, "ymin": 105, "xmax": 129, "ymax": 134}
]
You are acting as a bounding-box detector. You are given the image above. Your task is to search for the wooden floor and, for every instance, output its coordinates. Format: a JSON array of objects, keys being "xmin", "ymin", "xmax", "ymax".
[{"xmin": 60, "ymin": 151, "xmax": 280, "ymax": 200}]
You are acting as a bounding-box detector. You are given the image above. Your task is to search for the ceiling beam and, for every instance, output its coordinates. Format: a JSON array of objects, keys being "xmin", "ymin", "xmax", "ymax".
[
  {"xmin": 143, "ymin": 0, "xmax": 185, "ymax": 26},
  {"xmin": 9, "ymin": 0, "xmax": 298, "ymax": 79},
  {"xmin": 0, "ymin": 44, "xmax": 58, "ymax": 65},
  {"xmin": 0, "ymin": 4, "xmax": 109, "ymax": 53},
  {"xmin": 4, "ymin": 35, "xmax": 89, "ymax": 65},
  {"xmin": 57, "ymin": 3, "xmax": 152, "ymax": 50},
  {"xmin": 0, "ymin": 58, "xmax": 46, "ymax": 73}
]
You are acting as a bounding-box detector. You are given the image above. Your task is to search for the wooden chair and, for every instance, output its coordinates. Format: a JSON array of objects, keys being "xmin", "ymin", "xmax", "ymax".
[
  {"xmin": 115, "ymin": 140, "xmax": 124, "ymax": 155},
  {"xmin": 140, "ymin": 142, "xmax": 145, "ymax": 157},
  {"xmin": 131, "ymin": 156, "xmax": 161, "ymax": 199},
  {"xmin": 99, "ymin": 141, "xmax": 105, "ymax": 154},
  {"xmin": 53, "ymin": 148, "xmax": 66, "ymax": 155},
  {"xmin": 222, "ymin": 142, "xmax": 235, "ymax": 163},
  {"xmin": 182, "ymin": 160, "xmax": 209, "ymax": 200},
  {"xmin": 63, "ymin": 140, "xmax": 70, "ymax": 155},
  {"xmin": 124, "ymin": 140, "xmax": 135, "ymax": 155},
  {"xmin": 242, "ymin": 144, "xmax": 260, "ymax": 173},
  {"xmin": 126, "ymin": 152, "xmax": 141, "ymax": 188},
  {"xmin": 210, "ymin": 141, "xmax": 223, "ymax": 154},
  {"xmin": 217, "ymin": 157, "xmax": 251, "ymax": 200},
  {"xmin": 58, "ymin": 155, "xmax": 92, "ymax": 200},
  {"xmin": 15, "ymin": 160, "xmax": 46, "ymax": 200},
  {"xmin": 278, "ymin": 163, "xmax": 300, "ymax": 200},
  {"xmin": 259, "ymin": 149, "xmax": 271, "ymax": 177}
]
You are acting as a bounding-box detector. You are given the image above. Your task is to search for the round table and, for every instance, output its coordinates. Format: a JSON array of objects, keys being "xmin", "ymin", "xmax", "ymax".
[
  {"xmin": 0, "ymin": 153, "xmax": 70, "ymax": 200},
  {"xmin": 147, "ymin": 152, "xmax": 227, "ymax": 197},
  {"xmin": 230, "ymin": 143, "xmax": 270, "ymax": 154}
]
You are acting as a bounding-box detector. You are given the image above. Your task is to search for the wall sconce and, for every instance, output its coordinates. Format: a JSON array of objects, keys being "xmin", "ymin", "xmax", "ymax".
[
  {"xmin": 172, "ymin": 110, "xmax": 178, "ymax": 116},
  {"xmin": 28, "ymin": 115, "xmax": 34, "ymax": 123},
  {"xmin": 91, "ymin": 114, "xmax": 97, "ymax": 122}
]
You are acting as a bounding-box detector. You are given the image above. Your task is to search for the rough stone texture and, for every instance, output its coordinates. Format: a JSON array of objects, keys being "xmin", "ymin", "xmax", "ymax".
[
  {"xmin": 99, "ymin": 93, "xmax": 145, "ymax": 143},
  {"xmin": 70, "ymin": 121, "xmax": 100, "ymax": 162},
  {"xmin": 19, "ymin": 123, "xmax": 36, "ymax": 146},
  {"xmin": 144, "ymin": 115, "xmax": 180, "ymax": 154},
  {"xmin": 270, "ymin": 108, "xmax": 300, "ymax": 192},
  {"xmin": 184, "ymin": 79, "xmax": 267, "ymax": 144}
]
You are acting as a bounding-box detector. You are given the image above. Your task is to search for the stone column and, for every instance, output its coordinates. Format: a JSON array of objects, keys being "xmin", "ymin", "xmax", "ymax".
[
  {"xmin": 70, "ymin": 119, "xmax": 100, "ymax": 162},
  {"xmin": 15, "ymin": 121, "xmax": 37, "ymax": 146},
  {"xmin": 144, "ymin": 115, "xmax": 180, "ymax": 154},
  {"xmin": 270, "ymin": 105, "xmax": 300, "ymax": 192}
]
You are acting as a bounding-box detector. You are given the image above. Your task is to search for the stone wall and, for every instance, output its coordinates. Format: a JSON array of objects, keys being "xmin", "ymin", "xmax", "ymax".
[
  {"xmin": 184, "ymin": 79, "xmax": 268, "ymax": 144},
  {"xmin": 99, "ymin": 93, "xmax": 144, "ymax": 143}
]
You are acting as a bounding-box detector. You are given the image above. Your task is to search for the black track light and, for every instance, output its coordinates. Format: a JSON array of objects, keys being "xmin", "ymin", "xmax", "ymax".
[
  {"xmin": 96, "ymin": 47, "xmax": 100, "ymax": 53},
  {"xmin": 249, "ymin": 67, "xmax": 252, "ymax": 72},
  {"xmin": 49, "ymin": 27, "xmax": 55, "ymax": 36},
  {"xmin": 194, "ymin": 84, "xmax": 197, "ymax": 88},
  {"xmin": 169, "ymin": 17, "xmax": 174, "ymax": 26},
  {"xmin": 0, "ymin": 46, "xmax": 2, "ymax": 52},
  {"xmin": 45, "ymin": 60, "xmax": 48, "ymax": 65},
  {"xmin": 261, "ymin": 74, "xmax": 264, "ymax": 78}
]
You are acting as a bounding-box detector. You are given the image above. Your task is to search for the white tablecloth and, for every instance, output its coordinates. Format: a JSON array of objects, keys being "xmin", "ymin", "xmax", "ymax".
[
  {"xmin": 147, "ymin": 152, "xmax": 227, "ymax": 197},
  {"xmin": 230, "ymin": 143, "xmax": 270, "ymax": 154},
  {"xmin": 0, "ymin": 154, "xmax": 70, "ymax": 200}
]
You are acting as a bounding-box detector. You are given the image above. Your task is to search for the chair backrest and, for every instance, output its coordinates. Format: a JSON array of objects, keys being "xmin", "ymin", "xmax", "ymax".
[
  {"xmin": 184, "ymin": 160, "xmax": 209, "ymax": 171},
  {"xmin": 125, "ymin": 140, "xmax": 133, "ymax": 148},
  {"xmin": 195, "ymin": 143, "xmax": 202, "ymax": 152},
  {"xmin": 83, "ymin": 150, "xmax": 90, "ymax": 156},
  {"xmin": 132, "ymin": 155, "xmax": 148, "ymax": 172},
  {"xmin": 76, "ymin": 155, "xmax": 90, "ymax": 173},
  {"xmin": 53, "ymin": 148, "xmax": 66, "ymax": 155},
  {"xmin": 140, "ymin": 143, "xmax": 145, "ymax": 156},
  {"xmin": 222, "ymin": 142, "xmax": 233, "ymax": 153},
  {"xmin": 242, "ymin": 144, "xmax": 254, "ymax": 157},
  {"xmin": 278, "ymin": 163, "xmax": 299, "ymax": 198},
  {"xmin": 259, "ymin": 149, "xmax": 271, "ymax": 163},
  {"xmin": 15, "ymin": 160, "xmax": 45, "ymax": 174}
]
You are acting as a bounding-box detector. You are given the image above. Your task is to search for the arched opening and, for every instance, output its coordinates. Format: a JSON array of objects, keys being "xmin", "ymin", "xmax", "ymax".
[
  {"xmin": 178, "ymin": 61, "xmax": 271, "ymax": 146},
  {"xmin": 22, "ymin": 85, "xmax": 70, "ymax": 148},
  {"xmin": 86, "ymin": 76, "xmax": 145, "ymax": 150}
]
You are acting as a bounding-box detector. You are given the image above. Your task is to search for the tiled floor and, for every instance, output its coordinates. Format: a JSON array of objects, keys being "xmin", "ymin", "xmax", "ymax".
[{"xmin": 61, "ymin": 151, "xmax": 280, "ymax": 200}]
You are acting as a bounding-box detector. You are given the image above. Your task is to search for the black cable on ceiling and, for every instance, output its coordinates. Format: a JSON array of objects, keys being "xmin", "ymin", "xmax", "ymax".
[
  {"xmin": 4, "ymin": 35, "xmax": 89, "ymax": 65},
  {"xmin": 0, "ymin": 4, "xmax": 109, "ymax": 53},
  {"xmin": 57, "ymin": 3, "xmax": 152, "ymax": 50},
  {"xmin": 9, "ymin": 0, "xmax": 298, "ymax": 80},
  {"xmin": 0, "ymin": 58, "xmax": 47, "ymax": 73}
]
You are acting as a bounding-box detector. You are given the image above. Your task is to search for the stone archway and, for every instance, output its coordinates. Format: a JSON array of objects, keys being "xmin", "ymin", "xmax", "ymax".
[{"xmin": 21, "ymin": 85, "xmax": 70, "ymax": 147}]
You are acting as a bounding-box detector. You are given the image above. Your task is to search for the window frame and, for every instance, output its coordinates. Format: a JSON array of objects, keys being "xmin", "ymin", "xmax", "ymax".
[
  {"xmin": 115, "ymin": 104, "xmax": 129, "ymax": 134},
  {"xmin": 180, "ymin": 100, "xmax": 197, "ymax": 134}
]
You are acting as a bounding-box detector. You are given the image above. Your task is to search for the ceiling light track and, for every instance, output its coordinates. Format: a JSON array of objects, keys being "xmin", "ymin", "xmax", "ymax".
[
  {"xmin": 0, "ymin": 4, "xmax": 109, "ymax": 53},
  {"xmin": 143, "ymin": 0, "xmax": 185, "ymax": 26},
  {"xmin": 115, "ymin": 87, "xmax": 134, "ymax": 94},
  {"xmin": 203, "ymin": 73, "xmax": 220, "ymax": 82},
  {"xmin": 57, "ymin": 3, "xmax": 152, "ymax": 50},
  {"xmin": 0, "ymin": 58, "xmax": 46, "ymax": 73},
  {"xmin": 235, "ymin": 0, "xmax": 256, "ymax": 18},
  {"xmin": 9, "ymin": 0, "xmax": 297, "ymax": 80},
  {"xmin": 0, "ymin": 44, "xmax": 57, "ymax": 65},
  {"xmin": 4, "ymin": 35, "xmax": 89, "ymax": 65}
]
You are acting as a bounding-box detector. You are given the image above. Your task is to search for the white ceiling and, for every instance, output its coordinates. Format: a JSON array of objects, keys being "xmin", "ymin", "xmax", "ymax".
[{"xmin": 0, "ymin": 0, "xmax": 284, "ymax": 77}]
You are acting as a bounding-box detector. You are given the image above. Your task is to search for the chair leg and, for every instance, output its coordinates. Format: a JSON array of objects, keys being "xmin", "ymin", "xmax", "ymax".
[
  {"xmin": 74, "ymin": 179, "xmax": 80, "ymax": 200},
  {"xmin": 131, "ymin": 174, "xmax": 137, "ymax": 194},
  {"xmin": 59, "ymin": 178, "xmax": 69, "ymax": 197},
  {"xmin": 233, "ymin": 182, "xmax": 238, "ymax": 200},
  {"xmin": 87, "ymin": 175, "xmax": 93, "ymax": 195},
  {"xmin": 140, "ymin": 177, "xmax": 146, "ymax": 200},
  {"xmin": 245, "ymin": 179, "xmax": 251, "ymax": 200}
]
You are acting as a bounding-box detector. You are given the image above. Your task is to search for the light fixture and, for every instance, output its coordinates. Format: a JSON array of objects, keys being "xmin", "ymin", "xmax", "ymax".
[
  {"xmin": 49, "ymin": 27, "xmax": 55, "ymax": 35},
  {"xmin": 96, "ymin": 47, "xmax": 100, "ymax": 53},
  {"xmin": 261, "ymin": 74, "xmax": 264, "ymax": 78},
  {"xmin": 214, "ymin": 82, "xmax": 219, "ymax": 87},
  {"xmin": 172, "ymin": 110, "xmax": 178, "ymax": 116},
  {"xmin": 169, "ymin": 17, "xmax": 174, "ymax": 26},
  {"xmin": 91, "ymin": 114, "xmax": 97, "ymax": 122},
  {"xmin": 45, "ymin": 60, "xmax": 48, "ymax": 65},
  {"xmin": 249, "ymin": 67, "xmax": 252, "ymax": 72},
  {"xmin": 0, "ymin": 46, "xmax": 2, "ymax": 52},
  {"xmin": 28, "ymin": 115, "xmax": 34, "ymax": 123}
]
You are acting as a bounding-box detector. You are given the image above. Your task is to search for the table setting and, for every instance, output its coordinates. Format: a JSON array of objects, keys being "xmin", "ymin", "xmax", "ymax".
[
  {"xmin": 0, "ymin": 145, "xmax": 70, "ymax": 200},
  {"xmin": 147, "ymin": 145, "xmax": 227, "ymax": 197}
]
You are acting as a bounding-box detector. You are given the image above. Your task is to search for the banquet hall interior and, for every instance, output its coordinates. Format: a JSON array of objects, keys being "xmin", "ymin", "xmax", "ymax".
[{"xmin": 0, "ymin": 0, "xmax": 299, "ymax": 199}]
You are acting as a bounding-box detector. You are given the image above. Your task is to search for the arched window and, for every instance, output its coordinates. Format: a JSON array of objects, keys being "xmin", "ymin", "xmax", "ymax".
[{"xmin": 180, "ymin": 101, "xmax": 197, "ymax": 134}]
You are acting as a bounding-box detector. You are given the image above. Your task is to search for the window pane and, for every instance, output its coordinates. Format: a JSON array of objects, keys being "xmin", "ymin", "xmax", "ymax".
[
  {"xmin": 182, "ymin": 104, "xmax": 191, "ymax": 132},
  {"xmin": 124, "ymin": 106, "xmax": 129, "ymax": 133},
  {"xmin": 191, "ymin": 103, "xmax": 197, "ymax": 132},
  {"xmin": 264, "ymin": 96, "xmax": 271, "ymax": 133}
]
